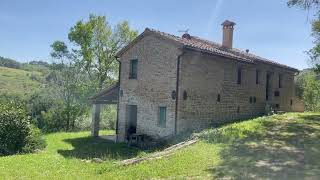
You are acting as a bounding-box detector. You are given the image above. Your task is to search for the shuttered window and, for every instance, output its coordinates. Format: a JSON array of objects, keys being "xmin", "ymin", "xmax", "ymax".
[
  {"xmin": 129, "ymin": 59, "xmax": 138, "ymax": 79},
  {"xmin": 237, "ymin": 68, "xmax": 242, "ymax": 84},
  {"xmin": 159, "ymin": 107, "xmax": 166, "ymax": 127},
  {"xmin": 279, "ymin": 74, "xmax": 282, "ymax": 88},
  {"xmin": 256, "ymin": 70, "xmax": 260, "ymax": 84}
]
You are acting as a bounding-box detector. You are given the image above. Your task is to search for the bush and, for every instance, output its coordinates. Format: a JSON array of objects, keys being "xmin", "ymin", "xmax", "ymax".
[
  {"xmin": 302, "ymin": 72, "xmax": 320, "ymax": 111},
  {"xmin": 101, "ymin": 105, "xmax": 117, "ymax": 130},
  {"xmin": 22, "ymin": 125, "xmax": 46, "ymax": 153},
  {"xmin": 0, "ymin": 101, "xmax": 46, "ymax": 156}
]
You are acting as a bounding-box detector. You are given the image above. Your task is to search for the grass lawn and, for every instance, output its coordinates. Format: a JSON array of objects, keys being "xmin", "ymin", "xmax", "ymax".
[
  {"xmin": 1, "ymin": 113, "xmax": 320, "ymax": 179},
  {"xmin": 0, "ymin": 66, "xmax": 43, "ymax": 96}
]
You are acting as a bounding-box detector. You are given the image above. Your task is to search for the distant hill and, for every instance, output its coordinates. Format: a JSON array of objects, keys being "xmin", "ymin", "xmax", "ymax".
[
  {"xmin": 0, "ymin": 56, "xmax": 21, "ymax": 69},
  {"xmin": 0, "ymin": 56, "xmax": 50, "ymax": 72},
  {"xmin": 0, "ymin": 66, "xmax": 44, "ymax": 96}
]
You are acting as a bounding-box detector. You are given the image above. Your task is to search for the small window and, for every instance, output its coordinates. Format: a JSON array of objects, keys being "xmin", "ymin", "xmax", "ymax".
[
  {"xmin": 249, "ymin": 96, "xmax": 253, "ymax": 104},
  {"xmin": 256, "ymin": 70, "xmax": 260, "ymax": 84},
  {"xmin": 183, "ymin": 90, "xmax": 188, "ymax": 100},
  {"xmin": 253, "ymin": 97, "xmax": 257, "ymax": 103},
  {"xmin": 237, "ymin": 106, "xmax": 240, "ymax": 113},
  {"xmin": 279, "ymin": 74, "xmax": 282, "ymax": 88},
  {"xmin": 237, "ymin": 68, "xmax": 242, "ymax": 84},
  {"xmin": 290, "ymin": 99, "xmax": 293, "ymax": 106},
  {"xmin": 217, "ymin": 94, "xmax": 221, "ymax": 102},
  {"xmin": 159, "ymin": 107, "xmax": 166, "ymax": 127},
  {"xmin": 129, "ymin": 59, "xmax": 138, "ymax": 79},
  {"xmin": 171, "ymin": 90, "xmax": 176, "ymax": 100},
  {"xmin": 274, "ymin": 91, "xmax": 280, "ymax": 97}
]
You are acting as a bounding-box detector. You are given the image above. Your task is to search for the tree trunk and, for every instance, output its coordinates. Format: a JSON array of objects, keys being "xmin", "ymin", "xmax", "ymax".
[{"xmin": 66, "ymin": 104, "xmax": 70, "ymax": 132}]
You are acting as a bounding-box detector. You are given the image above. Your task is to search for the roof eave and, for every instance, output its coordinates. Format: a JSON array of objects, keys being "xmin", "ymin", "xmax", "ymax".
[{"xmin": 183, "ymin": 45, "xmax": 254, "ymax": 64}]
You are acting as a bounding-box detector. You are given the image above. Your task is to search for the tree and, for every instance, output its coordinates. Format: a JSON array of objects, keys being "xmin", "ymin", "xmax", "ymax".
[
  {"xmin": 68, "ymin": 14, "xmax": 138, "ymax": 90},
  {"xmin": 0, "ymin": 56, "xmax": 21, "ymax": 69},
  {"xmin": 49, "ymin": 41, "xmax": 87, "ymax": 131},
  {"xmin": 302, "ymin": 71, "xmax": 320, "ymax": 111},
  {"xmin": 288, "ymin": 0, "xmax": 320, "ymax": 73}
]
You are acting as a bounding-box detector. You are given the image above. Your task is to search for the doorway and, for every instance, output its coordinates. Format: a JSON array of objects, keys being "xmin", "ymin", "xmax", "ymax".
[
  {"xmin": 266, "ymin": 73, "xmax": 271, "ymax": 101},
  {"xmin": 126, "ymin": 105, "xmax": 137, "ymax": 139}
]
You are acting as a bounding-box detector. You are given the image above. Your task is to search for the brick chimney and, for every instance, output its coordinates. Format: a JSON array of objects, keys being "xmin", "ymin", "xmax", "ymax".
[{"xmin": 221, "ymin": 20, "xmax": 236, "ymax": 49}]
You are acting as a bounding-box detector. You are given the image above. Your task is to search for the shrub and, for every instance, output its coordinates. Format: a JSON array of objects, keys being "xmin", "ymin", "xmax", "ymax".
[
  {"xmin": 22, "ymin": 125, "xmax": 46, "ymax": 153},
  {"xmin": 0, "ymin": 101, "xmax": 46, "ymax": 156}
]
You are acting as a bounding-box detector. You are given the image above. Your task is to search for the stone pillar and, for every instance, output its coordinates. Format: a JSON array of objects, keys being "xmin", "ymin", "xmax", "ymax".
[{"xmin": 91, "ymin": 104, "xmax": 101, "ymax": 137}]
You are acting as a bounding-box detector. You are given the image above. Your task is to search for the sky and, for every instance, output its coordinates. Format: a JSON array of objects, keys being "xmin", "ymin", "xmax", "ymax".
[{"xmin": 0, "ymin": 0, "xmax": 315, "ymax": 70}]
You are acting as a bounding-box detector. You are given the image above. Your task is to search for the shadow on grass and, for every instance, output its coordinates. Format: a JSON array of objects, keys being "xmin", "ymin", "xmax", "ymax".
[
  {"xmin": 206, "ymin": 114, "xmax": 320, "ymax": 179},
  {"xmin": 58, "ymin": 136, "xmax": 144, "ymax": 161}
]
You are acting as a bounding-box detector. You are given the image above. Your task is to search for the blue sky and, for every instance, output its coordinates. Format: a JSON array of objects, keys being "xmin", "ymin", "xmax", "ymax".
[{"xmin": 0, "ymin": 0, "xmax": 314, "ymax": 69}]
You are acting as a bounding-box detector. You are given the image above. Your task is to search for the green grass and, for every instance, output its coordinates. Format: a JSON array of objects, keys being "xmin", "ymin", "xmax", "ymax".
[
  {"xmin": 1, "ymin": 113, "xmax": 320, "ymax": 179},
  {"xmin": 0, "ymin": 66, "xmax": 43, "ymax": 96}
]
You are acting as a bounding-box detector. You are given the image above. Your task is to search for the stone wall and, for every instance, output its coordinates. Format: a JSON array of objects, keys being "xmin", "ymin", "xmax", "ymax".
[
  {"xmin": 117, "ymin": 34, "xmax": 298, "ymax": 141},
  {"xmin": 117, "ymin": 33, "xmax": 182, "ymax": 142},
  {"xmin": 177, "ymin": 51, "xmax": 296, "ymax": 132}
]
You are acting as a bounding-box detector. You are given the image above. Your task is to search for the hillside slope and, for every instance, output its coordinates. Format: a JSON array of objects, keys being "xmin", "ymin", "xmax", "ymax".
[
  {"xmin": 0, "ymin": 113, "xmax": 319, "ymax": 179},
  {"xmin": 0, "ymin": 66, "xmax": 43, "ymax": 96}
]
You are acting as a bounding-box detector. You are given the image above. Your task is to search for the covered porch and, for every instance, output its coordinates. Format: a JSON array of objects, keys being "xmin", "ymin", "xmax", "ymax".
[{"xmin": 90, "ymin": 83, "xmax": 119, "ymax": 140}]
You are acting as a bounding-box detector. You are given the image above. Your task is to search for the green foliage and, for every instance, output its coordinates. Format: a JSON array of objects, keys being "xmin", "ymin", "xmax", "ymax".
[
  {"xmin": 50, "ymin": 41, "xmax": 69, "ymax": 60},
  {"xmin": 0, "ymin": 101, "xmax": 45, "ymax": 156},
  {"xmin": 22, "ymin": 125, "xmax": 46, "ymax": 153},
  {"xmin": 1, "ymin": 113, "xmax": 320, "ymax": 179},
  {"xmin": 68, "ymin": 14, "xmax": 138, "ymax": 90},
  {"xmin": 196, "ymin": 116, "xmax": 267, "ymax": 143},
  {"xmin": 20, "ymin": 63, "xmax": 50, "ymax": 75},
  {"xmin": 294, "ymin": 70, "xmax": 320, "ymax": 111},
  {"xmin": 287, "ymin": 0, "xmax": 320, "ymax": 9},
  {"xmin": 0, "ymin": 101, "xmax": 29, "ymax": 155},
  {"xmin": 0, "ymin": 66, "xmax": 43, "ymax": 96},
  {"xmin": 41, "ymin": 101, "xmax": 87, "ymax": 132},
  {"xmin": 48, "ymin": 41, "xmax": 90, "ymax": 132},
  {"xmin": 0, "ymin": 56, "xmax": 49, "ymax": 75},
  {"xmin": 100, "ymin": 105, "xmax": 117, "ymax": 130},
  {"xmin": 27, "ymin": 89, "xmax": 57, "ymax": 129},
  {"xmin": 288, "ymin": 0, "xmax": 320, "ymax": 73},
  {"xmin": 302, "ymin": 72, "xmax": 320, "ymax": 111},
  {"xmin": 0, "ymin": 56, "xmax": 21, "ymax": 69}
]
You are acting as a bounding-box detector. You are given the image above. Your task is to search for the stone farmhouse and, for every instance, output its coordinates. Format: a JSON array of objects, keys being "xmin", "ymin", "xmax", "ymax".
[{"xmin": 91, "ymin": 20, "xmax": 303, "ymax": 142}]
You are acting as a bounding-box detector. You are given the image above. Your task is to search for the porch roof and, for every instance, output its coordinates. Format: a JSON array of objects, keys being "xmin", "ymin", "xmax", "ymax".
[{"xmin": 90, "ymin": 83, "xmax": 119, "ymax": 104}]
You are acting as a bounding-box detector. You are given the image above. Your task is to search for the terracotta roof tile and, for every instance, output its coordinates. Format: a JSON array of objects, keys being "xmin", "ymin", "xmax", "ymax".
[{"xmin": 145, "ymin": 28, "xmax": 298, "ymax": 72}]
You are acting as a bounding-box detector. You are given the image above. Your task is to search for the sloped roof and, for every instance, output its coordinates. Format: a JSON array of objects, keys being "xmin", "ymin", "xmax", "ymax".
[
  {"xmin": 90, "ymin": 83, "xmax": 119, "ymax": 104},
  {"xmin": 117, "ymin": 28, "xmax": 299, "ymax": 72}
]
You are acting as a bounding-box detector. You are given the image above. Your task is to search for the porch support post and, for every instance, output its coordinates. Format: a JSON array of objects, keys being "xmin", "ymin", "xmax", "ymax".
[{"xmin": 91, "ymin": 104, "xmax": 101, "ymax": 137}]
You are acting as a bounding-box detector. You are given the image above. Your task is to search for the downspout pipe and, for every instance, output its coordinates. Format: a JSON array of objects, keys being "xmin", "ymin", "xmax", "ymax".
[
  {"xmin": 115, "ymin": 58, "xmax": 121, "ymax": 142},
  {"xmin": 175, "ymin": 50, "xmax": 185, "ymax": 135}
]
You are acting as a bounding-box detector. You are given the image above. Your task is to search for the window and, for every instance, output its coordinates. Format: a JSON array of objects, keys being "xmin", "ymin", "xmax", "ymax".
[
  {"xmin": 129, "ymin": 59, "xmax": 138, "ymax": 79},
  {"xmin": 279, "ymin": 74, "xmax": 282, "ymax": 88},
  {"xmin": 256, "ymin": 70, "xmax": 260, "ymax": 84},
  {"xmin": 217, "ymin": 94, "xmax": 221, "ymax": 102},
  {"xmin": 290, "ymin": 99, "xmax": 293, "ymax": 106},
  {"xmin": 183, "ymin": 90, "xmax": 188, "ymax": 100},
  {"xmin": 237, "ymin": 68, "xmax": 242, "ymax": 84},
  {"xmin": 274, "ymin": 91, "xmax": 280, "ymax": 97},
  {"xmin": 159, "ymin": 107, "xmax": 166, "ymax": 127},
  {"xmin": 249, "ymin": 96, "xmax": 253, "ymax": 104},
  {"xmin": 253, "ymin": 97, "xmax": 257, "ymax": 103},
  {"xmin": 171, "ymin": 90, "xmax": 176, "ymax": 100}
]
